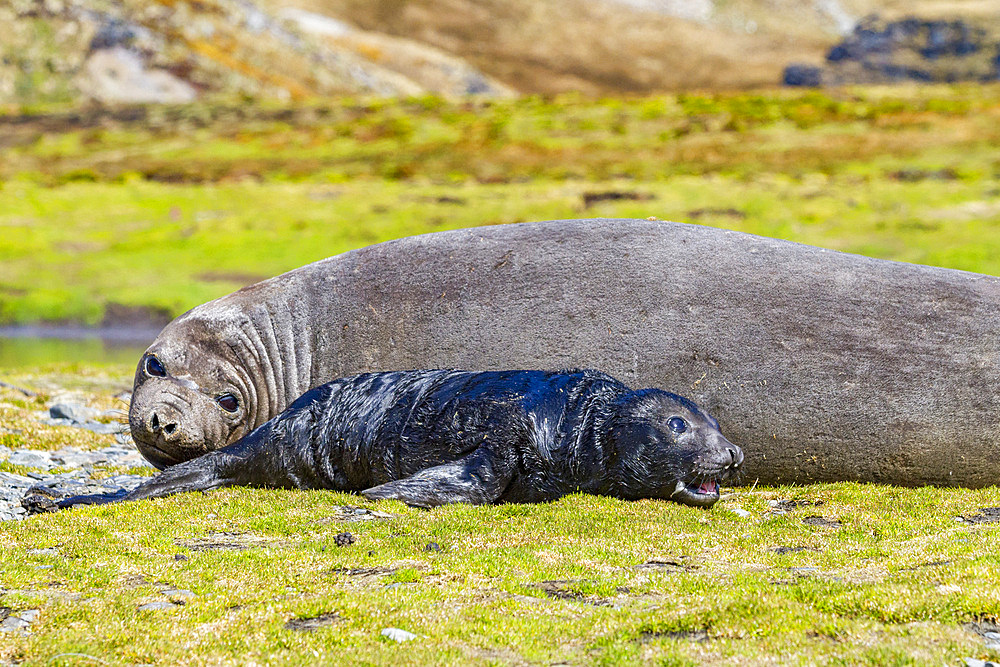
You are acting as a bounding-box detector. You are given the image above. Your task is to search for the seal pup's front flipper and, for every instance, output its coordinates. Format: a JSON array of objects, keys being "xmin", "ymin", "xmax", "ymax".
[
  {"xmin": 21, "ymin": 488, "xmax": 129, "ymax": 515},
  {"xmin": 362, "ymin": 448, "xmax": 514, "ymax": 508},
  {"xmin": 38, "ymin": 421, "xmax": 281, "ymax": 511},
  {"xmin": 19, "ymin": 456, "xmax": 232, "ymax": 513},
  {"xmin": 124, "ymin": 421, "xmax": 292, "ymax": 501},
  {"xmin": 124, "ymin": 452, "xmax": 239, "ymax": 501}
]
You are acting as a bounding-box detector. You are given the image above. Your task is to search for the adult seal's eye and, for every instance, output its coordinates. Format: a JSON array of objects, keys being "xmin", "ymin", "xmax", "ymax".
[
  {"xmin": 145, "ymin": 356, "xmax": 166, "ymax": 377},
  {"xmin": 668, "ymin": 417, "xmax": 687, "ymax": 434},
  {"xmin": 217, "ymin": 393, "xmax": 239, "ymax": 413}
]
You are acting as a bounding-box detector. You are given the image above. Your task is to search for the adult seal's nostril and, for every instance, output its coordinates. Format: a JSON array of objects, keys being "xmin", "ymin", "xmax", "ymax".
[{"xmin": 147, "ymin": 409, "xmax": 179, "ymax": 439}]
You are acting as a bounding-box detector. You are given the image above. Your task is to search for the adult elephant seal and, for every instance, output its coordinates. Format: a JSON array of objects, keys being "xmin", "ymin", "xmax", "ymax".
[
  {"xmin": 80, "ymin": 370, "xmax": 743, "ymax": 509},
  {"xmin": 131, "ymin": 218, "xmax": 1000, "ymax": 488}
]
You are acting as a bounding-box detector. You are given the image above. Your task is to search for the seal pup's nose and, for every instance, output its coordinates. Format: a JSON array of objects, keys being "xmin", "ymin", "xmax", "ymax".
[{"xmin": 726, "ymin": 446, "xmax": 743, "ymax": 468}]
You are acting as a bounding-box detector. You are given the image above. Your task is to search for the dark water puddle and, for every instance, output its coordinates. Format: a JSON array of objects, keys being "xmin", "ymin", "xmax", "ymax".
[{"xmin": 0, "ymin": 327, "xmax": 158, "ymax": 368}]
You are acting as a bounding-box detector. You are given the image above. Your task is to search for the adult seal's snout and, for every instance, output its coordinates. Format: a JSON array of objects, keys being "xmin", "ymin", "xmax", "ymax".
[{"xmin": 149, "ymin": 409, "xmax": 178, "ymax": 437}]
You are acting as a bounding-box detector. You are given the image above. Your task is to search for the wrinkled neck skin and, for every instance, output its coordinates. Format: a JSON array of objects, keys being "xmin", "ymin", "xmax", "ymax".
[
  {"xmin": 580, "ymin": 394, "xmax": 662, "ymax": 500},
  {"xmin": 223, "ymin": 301, "xmax": 314, "ymax": 432}
]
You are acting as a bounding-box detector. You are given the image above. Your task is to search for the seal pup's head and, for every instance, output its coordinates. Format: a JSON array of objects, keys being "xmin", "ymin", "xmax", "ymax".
[
  {"xmin": 129, "ymin": 317, "xmax": 257, "ymax": 469},
  {"xmin": 604, "ymin": 389, "xmax": 742, "ymax": 508}
]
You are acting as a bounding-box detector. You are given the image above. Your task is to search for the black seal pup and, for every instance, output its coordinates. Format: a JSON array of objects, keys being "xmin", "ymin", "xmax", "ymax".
[{"xmin": 62, "ymin": 369, "xmax": 743, "ymax": 510}]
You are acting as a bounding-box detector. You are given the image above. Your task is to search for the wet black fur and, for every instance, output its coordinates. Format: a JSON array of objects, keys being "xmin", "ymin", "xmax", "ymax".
[{"xmin": 52, "ymin": 369, "xmax": 742, "ymax": 509}]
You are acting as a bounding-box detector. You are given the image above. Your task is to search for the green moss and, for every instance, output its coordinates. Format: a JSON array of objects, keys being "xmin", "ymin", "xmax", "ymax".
[
  {"xmin": 3, "ymin": 87, "xmax": 1000, "ymax": 326},
  {"xmin": 0, "ymin": 458, "xmax": 998, "ymax": 664},
  {"xmin": 0, "ymin": 460, "xmax": 33, "ymax": 476}
]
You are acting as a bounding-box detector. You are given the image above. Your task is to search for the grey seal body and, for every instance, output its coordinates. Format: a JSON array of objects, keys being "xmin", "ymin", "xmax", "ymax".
[{"xmin": 130, "ymin": 218, "xmax": 1000, "ymax": 487}]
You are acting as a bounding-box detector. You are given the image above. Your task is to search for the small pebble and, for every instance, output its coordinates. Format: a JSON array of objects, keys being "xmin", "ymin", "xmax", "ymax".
[
  {"xmin": 0, "ymin": 617, "xmax": 29, "ymax": 633},
  {"xmin": 174, "ymin": 554, "xmax": 188, "ymax": 561},
  {"xmin": 729, "ymin": 507, "xmax": 751, "ymax": 518},
  {"xmin": 381, "ymin": 627, "xmax": 418, "ymax": 642},
  {"xmin": 137, "ymin": 601, "xmax": 177, "ymax": 611},
  {"xmin": 161, "ymin": 588, "xmax": 196, "ymax": 600},
  {"xmin": 0, "ymin": 472, "xmax": 35, "ymax": 488},
  {"xmin": 9, "ymin": 451, "xmax": 54, "ymax": 470},
  {"xmin": 963, "ymin": 659, "xmax": 999, "ymax": 667},
  {"xmin": 424, "ymin": 542, "xmax": 441, "ymax": 552},
  {"xmin": 49, "ymin": 402, "xmax": 97, "ymax": 423},
  {"xmin": 0, "ymin": 610, "xmax": 38, "ymax": 634}
]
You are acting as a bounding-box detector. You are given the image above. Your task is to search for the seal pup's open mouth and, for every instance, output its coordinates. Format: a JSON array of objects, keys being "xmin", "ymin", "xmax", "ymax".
[{"xmin": 670, "ymin": 478, "xmax": 722, "ymax": 508}]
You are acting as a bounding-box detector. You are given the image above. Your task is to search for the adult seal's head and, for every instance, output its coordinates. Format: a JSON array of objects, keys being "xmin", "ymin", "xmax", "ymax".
[
  {"xmin": 128, "ymin": 316, "xmax": 259, "ymax": 469},
  {"xmin": 604, "ymin": 389, "xmax": 742, "ymax": 508}
]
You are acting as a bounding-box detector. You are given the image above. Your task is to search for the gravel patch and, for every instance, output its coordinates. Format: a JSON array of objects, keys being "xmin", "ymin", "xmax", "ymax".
[
  {"xmin": 0, "ymin": 400, "xmax": 154, "ymax": 521},
  {"xmin": 285, "ymin": 612, "xmax": 340, "ymax": 632}
]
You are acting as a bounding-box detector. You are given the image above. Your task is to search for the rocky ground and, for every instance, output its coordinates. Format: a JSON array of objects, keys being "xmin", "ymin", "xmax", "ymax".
[{"xmin": 0, "ymin": 398, "xmax": 153, "ymax": 522}]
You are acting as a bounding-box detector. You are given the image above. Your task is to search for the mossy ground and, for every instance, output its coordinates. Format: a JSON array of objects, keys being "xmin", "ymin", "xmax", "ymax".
[
  {"xmin": 1, "ymin": 371, "xmax": 1000, "ymax": 666},
  {"xmin": 3, "ymin": 86, "xmax": 1000, "ymax": 325}
]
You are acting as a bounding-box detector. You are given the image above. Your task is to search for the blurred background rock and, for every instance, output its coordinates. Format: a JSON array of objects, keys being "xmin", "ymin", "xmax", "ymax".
[{"xmin": 3, "ymin": 0, "xmax": 999, "ymax": 105}]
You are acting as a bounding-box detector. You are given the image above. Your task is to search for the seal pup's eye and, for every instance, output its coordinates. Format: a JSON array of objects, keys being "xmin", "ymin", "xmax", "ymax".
[
  {"xmin": 217, "ymin": 393, "xmax": 239, "ymax": 413},
  {"xmin": 145, "ymin": 356, "xmax": 166, "ymax": 377},
  {"xmin": 667, "ymin": 417, "xmax": 687, "ymax": 434}
]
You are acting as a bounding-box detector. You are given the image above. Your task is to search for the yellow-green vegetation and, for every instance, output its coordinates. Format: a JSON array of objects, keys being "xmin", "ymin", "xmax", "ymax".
[
  {"xmin": 0, "ymin": 366, "xmax": 130, "ymax": 452},
  {"xmin": 2, "ymin": 368, "xmax": 1000, "ymax": 665},
  {"xmin": 3, "ymin": 85, "xmax": 1000, "ymax": 325}
]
